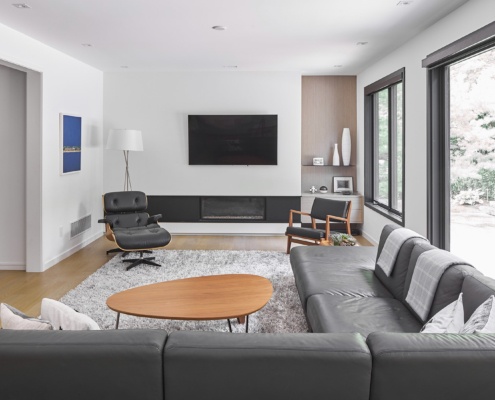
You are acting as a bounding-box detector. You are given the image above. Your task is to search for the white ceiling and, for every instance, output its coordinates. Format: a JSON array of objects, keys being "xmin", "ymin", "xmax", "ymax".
[{"xmin": 0, "ymin": 0, "xmax": 469, "ymax": 74}]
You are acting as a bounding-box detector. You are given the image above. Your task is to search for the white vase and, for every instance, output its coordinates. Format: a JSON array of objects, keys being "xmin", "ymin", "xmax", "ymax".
[
  {"xmin": 342, "ymin": 128, "xmax": 351, "ymax": 166},
  {"xmin": 332, "ymin": 143, "xmax": 340, "ymax": 166}
]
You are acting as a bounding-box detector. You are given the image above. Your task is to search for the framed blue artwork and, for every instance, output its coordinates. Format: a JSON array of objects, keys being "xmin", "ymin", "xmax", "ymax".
[{"xmin": 60, "ymin": 114, "xmax": 82, "ymax": 174}]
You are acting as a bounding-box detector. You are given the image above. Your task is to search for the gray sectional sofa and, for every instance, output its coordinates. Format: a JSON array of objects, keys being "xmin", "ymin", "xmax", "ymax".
[{"xmin": 2, "ymin": 224, "xmax": 495, "ymax": 400}]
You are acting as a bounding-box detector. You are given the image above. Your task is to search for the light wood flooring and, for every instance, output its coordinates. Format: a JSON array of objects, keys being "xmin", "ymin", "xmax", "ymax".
[{"xmin": 0, "ymin": 234, "xmax": 372, "ymax": 319}]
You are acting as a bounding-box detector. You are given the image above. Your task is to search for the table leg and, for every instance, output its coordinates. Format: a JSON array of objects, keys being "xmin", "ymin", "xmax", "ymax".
[
  {"xmin": 115, "ymin": 312, "xmax": 120, "ymax": 330},
  {"xmin": 246, "ymin": 314, "xmax": 249, "ymax": 333},
  {"xmin": 227, "ymin": 319, "xmax": 232, "ymax": 332}
]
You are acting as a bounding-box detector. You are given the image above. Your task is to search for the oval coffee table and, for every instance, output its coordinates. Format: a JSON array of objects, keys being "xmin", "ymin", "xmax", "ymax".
[{"xmin": 107, "ymin": 274, "xmax": 273, "ymax": 332}]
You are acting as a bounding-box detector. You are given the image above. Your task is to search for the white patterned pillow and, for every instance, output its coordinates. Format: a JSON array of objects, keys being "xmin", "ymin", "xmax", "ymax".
[
  {"xmin": 0, "ymin": 303, "xmax": 53, "ymax": 330},
  {"xmin": 461, "ymin": 295, "xmax": 495, "ymax": 334},
  {"xmin": 40, "ymin": 298, "xmax": 100, "ymax": 330},
  {"xmin": 420, "ymin": 293, "xmax": 464, "ymax": 333}
]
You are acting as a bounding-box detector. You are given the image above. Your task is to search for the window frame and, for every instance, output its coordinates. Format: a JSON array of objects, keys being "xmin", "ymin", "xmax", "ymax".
[
  {"xmin": 364, "ymin": 68, "xmax": 406, "ymax": 225},
  {"xmin": 423, "ymin": 21, "xmax": 495, "ymax": 248}
]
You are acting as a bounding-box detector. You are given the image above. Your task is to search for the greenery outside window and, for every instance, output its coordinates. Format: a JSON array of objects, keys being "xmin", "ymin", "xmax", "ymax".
[{"xmin": 364, "ymin": 68, "xmax": 405, "ymax": 224}]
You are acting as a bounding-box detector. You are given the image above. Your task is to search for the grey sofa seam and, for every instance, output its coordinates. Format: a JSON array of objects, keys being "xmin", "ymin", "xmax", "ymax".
[
  {"xmin": 165, "ymin": 345, "xmax": 370, "ymax": 355},
  {"xmin": 374, "ymin": 348, "xmax": 495, "ymax": 357}
]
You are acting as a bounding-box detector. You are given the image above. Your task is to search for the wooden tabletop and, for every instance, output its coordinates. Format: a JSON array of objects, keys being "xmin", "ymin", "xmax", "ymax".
[{"xmin": 106, "ymin": 274, "xmax": 273, "ymax": 321}]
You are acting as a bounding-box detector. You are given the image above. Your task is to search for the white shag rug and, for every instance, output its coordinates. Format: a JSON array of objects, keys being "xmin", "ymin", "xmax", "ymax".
[{"xmin": 60, "ymin": 250, "xmax": 308, "ymax": 333}]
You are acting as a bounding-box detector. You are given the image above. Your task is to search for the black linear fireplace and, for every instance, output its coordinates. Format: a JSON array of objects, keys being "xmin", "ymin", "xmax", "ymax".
[
  {"xmin": 146, "ymin": 195, "xmax": 301, "ymax": 223},
  {"xmin": 201, "ymin": 197, "xmax": 265, "ymax": 221}
]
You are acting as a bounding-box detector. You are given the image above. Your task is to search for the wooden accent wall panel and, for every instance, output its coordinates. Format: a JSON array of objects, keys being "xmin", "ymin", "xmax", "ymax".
[{"xmin": 301, "ymin": 76, "xmax": 357, "ymax": 192}]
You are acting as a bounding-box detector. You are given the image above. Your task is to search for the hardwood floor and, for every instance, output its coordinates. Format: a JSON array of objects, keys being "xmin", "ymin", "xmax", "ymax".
[{"xmin": 0, "ymin": 234, "xmax": 372, "ymax": 319}]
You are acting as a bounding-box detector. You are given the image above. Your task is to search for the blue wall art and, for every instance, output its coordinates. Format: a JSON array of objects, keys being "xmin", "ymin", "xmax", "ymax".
[{"xmin": 60, "ymin": 114, "xmax": 82, "ymax": 174}]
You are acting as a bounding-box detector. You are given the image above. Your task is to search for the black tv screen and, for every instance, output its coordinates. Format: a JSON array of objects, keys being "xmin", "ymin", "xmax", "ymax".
[{"xmin": 188, "ymin": 115, "xmax": 278, "ymax": 165}]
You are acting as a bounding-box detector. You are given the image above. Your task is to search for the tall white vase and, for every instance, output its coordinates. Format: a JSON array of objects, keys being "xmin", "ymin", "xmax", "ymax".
[
  {"xmin": 342, "ymin": 128, "xmax": 351, "ymax": 166},
  {"xmin": 332, "ymin": 143, "xmax": 340, "ymax": 166}
]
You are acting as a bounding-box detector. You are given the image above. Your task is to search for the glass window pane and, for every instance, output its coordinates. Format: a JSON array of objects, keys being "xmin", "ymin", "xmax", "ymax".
[
  {"xmin": 374, "ymin": 89, "xmax": 389, "ymax": 206},
  {"xmin": 395, "ymin": 82, "xmax": 403, "ymax": 212}
]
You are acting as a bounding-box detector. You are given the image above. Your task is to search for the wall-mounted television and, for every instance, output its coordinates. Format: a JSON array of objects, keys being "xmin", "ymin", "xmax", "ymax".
[{"xmin": 188, "ymin": 115, "xmax": 278, "ymax": 165}]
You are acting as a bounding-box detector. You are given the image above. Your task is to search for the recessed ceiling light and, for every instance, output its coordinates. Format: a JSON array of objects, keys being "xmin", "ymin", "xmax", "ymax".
[
  {"xmin": 82, "ymin": 43, "xmax": 92, "ymax": 47},
  {"xmin": 397, "ymin": 1, "xmax": 413, "ymax": 5},
  {"xmin": 212, "ymin": 26, "xmax": 227, "ymax": 31},
  {"xmin": 356, "ymin": 42, "xmax": 369, "ymax": 46},
  {"xmin": 12, "ymin": 3, "xmax": 30, "ymax": 8},
  {"xmin": 334, "ymin": 65, "xmax": 343, "ymax": 68},
  {"xmin": 120, "ymin": 66, "xmax": 129, "ymax": 69}
]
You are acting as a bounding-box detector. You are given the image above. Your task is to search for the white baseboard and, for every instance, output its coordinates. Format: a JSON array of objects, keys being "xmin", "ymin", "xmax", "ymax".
[
  {"xmin": 0, "ymin": 262, "xmax": 26, "ymax": 271},
  {"xmin": 162, "ymin": 222, "xmax": 289, "ymax": 235},
  {"xmin": 43, "ymin": 231, "xmax": 104, "ymax": 271},
  {"xmin": 361, "ymin": 229, "xmax": 378, "ymax": 246}
]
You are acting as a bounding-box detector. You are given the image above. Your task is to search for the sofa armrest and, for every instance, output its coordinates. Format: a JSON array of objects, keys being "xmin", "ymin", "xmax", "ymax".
[
  {"xmin": 367, "ymin": 332, "xmax": 495, "ymax": 400},
  {"xmin": 165, "ymin": 331, "xmax": 371, "ymax": 400}
]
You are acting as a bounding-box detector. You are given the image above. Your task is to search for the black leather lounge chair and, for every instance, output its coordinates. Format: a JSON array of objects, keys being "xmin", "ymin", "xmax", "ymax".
[{"xmin": 99, "ymin": 191, "xmax": 171, "ymax": 271}]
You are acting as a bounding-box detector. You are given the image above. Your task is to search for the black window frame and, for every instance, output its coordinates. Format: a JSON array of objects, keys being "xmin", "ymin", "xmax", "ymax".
[
  {"xmin": 423, "ymin": 21, "xmax": 495, "ymax": 248},
  {"xmin": 364, "ymin": 68, "xmax": 406, "ymax": 225}
]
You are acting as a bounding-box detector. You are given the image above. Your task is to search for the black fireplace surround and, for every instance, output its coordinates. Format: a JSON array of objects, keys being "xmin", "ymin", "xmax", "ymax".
[{"xmin": 147, "ymin": 195, "xmax": 300, "ymax": 223}]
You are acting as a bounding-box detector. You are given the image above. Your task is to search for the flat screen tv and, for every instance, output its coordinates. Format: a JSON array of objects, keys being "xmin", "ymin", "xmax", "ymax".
[{"xmin": 188, "ymin": 115, "xmax": 277, "ymax": 165}]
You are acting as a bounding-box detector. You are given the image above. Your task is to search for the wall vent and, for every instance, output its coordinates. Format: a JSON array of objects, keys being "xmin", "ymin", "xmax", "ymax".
[{"xmin": 70, "ymin": 214, "xmax": 91, "ymax": 239}]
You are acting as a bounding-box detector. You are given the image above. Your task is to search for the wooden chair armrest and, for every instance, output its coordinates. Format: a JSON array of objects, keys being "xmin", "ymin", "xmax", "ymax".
[
  {"xmin": 326, "ymin": 215, "xmax": 348, "ymax": 222},
  {"xmin": 288, "ymin": 209, "xmax": 310, "ymax": 227}
]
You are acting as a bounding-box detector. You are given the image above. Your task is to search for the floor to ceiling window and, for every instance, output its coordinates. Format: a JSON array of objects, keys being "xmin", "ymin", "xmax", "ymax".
[
  {"xmin": 449, "ymin": 48, "xmax": 495, "ymax": 276},
  {"xmin": 425, "ymin": 21, "xmax": 495, "ymax": 278}
]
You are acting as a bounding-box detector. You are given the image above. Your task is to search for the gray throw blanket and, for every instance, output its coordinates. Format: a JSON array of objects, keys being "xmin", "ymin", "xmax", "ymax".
[
  {"xmin": 405, "ymin": 249, "xmax": 473, "ymax": 320},
  {"xmin": 376, "ymin": 228, "xmax": 428, "ymax": 276}
]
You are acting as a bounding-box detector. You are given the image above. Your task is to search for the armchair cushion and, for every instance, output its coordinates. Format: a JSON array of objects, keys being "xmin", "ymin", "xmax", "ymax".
[
  {"xmin": 310, "ymin": 197, "xmax": 350, "ymax": 220},
  {"xmin": 286, "ymin": 226, "xmax": 326, "ymax": 240},
  {"xmin": 104, "ymin": 191, "xmax": 147, "ymax": 213}
]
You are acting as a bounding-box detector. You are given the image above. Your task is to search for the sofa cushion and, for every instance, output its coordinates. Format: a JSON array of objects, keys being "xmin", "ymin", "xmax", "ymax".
[
  {"xmin": 420, "ymin": 293, "xmax": 464, "ymax": 333},
  {"xmin": 403, "ymin": 242, "xmax": 475, "ymax": 322},
  {"xmin": 290, "ymin": 247, "xmax": 390, "ymax": 309},
  {"xmin": 40, "ymin": 298, "xmax": 100, "ymax": 330},
  {"xmin": 0, "ymin": 329, "xmax": 167, "ymax": 400},
  {"xmin": 461, "ymin": 295, "xmax": 495, "ymax": 334},
  {"xmin": 165, "ymin": 331, "xmax": 371, "ymax": 400},
  {"xmin": 462, "ymin": 274, "xmax": 495, "ymax": 321},
  {"xmin": 367, "ymin": 332, "xmax": 495, "ymax": 400},
  {"xmin": 374, "ymin": 225, "xmax": 426, "ymax": 301},
  {"xmin": 0, "ymin": 303, "xmax": 53, "ymax": 330},
  {"xmin": 306, "ymin": 295, "xmax": 422, "ymax": 337}
]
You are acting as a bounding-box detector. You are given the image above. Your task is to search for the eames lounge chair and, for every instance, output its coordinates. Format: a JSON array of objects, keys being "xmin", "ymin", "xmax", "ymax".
[
  {"xmin": 285, "ymin": 197, "xmax": 351, "ymax": 254},
  {"xmin": 99, "ymin": 191, "xmax": 171, "ymax": 271}
]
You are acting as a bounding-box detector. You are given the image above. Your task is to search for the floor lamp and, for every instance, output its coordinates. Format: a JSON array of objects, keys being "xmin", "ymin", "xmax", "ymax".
[{"xmin": 106, "ymin": 129, "xmax": 143, "ymax": 191}]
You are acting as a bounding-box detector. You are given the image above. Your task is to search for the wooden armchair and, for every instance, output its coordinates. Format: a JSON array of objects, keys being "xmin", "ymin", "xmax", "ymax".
[{"xmin": 285, "ymin": 197, "xmax": 351, "ymax": 254}]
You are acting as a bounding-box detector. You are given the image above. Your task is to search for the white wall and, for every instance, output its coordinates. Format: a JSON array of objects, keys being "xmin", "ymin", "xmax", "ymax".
[
  {"xmin": 0, "ymin": 23, "xmax": 104, "ymax": 271},
  {"xmin": 356, "ymin": 0, "xmax": 495, "ymax": 244},
  {"xmin": 0, "ymin": 64, "xmax": 26, "ymax": 269},
  {"xmin": 103, "ymin": 71, "xmax": 301, "ymax": 233}
]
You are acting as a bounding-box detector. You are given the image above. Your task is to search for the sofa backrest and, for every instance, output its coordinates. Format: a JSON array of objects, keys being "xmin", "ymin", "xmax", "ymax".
[
  {"xmin": 164, "ymin": 331, "xmax": 372, "ymax": 400},
  {"xmin": 462, "ymin": 274, "xmax": 495, "ymax": 322},
  {"xmin": 403, "ymin": 241, "xmax": 475, "ymax": 322},
  {"xmin": 374, "ymin": 224, "xmax": 425, "ymax": 301},
  {"xmin": 0, "ymin": 329, "xmax": 167, "ymax": 400}
]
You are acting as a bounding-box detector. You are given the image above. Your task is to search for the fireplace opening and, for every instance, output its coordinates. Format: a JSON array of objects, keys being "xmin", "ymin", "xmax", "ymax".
[{"xmin": 201, "ymin": 197, "xmax": 266, "ymax": 221}]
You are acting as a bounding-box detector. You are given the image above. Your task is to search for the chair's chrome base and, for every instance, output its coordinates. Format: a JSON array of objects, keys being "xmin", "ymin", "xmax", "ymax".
[{"xmin": 122, "ymin": 250, "xmax": 161, "ymax": 271}]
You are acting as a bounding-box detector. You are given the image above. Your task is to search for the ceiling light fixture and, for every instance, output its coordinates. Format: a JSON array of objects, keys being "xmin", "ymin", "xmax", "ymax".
[
  {"xmin": 334, "ymin": 65, "xmax": 343, "ymax": 68},
  {"xmin": 12, "ymin": 3, "xmax": 30, "ymax": 8},
  {"xmin": 397, "ymin": 1, "xmax": 413, "ymax": 5},
  {"xmin": 82, "ymin": 43, "xmax": 92, "ymax": 47},
  {"xmin": 120, "ymin": 66, "xmax": 129, "ymax": 69},
  {"xmin": 356, "ymin": 42, "xmax": 369, "ymax": 46},
  {"xmin": 212, "ymin": 26, "xmax": 227, "ymax": 31},
  {"xmin": 222, "ymin": 65, "xmax": 238, "ymax": 69}
]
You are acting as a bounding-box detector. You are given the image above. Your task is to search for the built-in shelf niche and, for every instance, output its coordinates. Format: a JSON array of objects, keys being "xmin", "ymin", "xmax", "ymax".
[{"xmin": 301, "ymin": 76, "xmax": 357, "ymax": 193}]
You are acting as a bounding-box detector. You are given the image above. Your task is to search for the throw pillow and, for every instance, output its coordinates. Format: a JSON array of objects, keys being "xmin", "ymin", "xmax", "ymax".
[
  {"xmin": 40, "ymin": 298, "xmax": 100, "ymax": 330},
  {"xmin": 420, "ymin": 293, "xmax": 464, "ymax": 333},
  {"xmin": 461, "ymin": 295, "xmax": 495, "ymax": 334},
  {"xmin": 0, "ymin": 303, "xmax": 53, "ymax": 330}
]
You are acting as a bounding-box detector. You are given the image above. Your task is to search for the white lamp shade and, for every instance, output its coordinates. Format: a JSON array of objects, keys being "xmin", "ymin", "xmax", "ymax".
[{"xmin": 106, "ymin": 129, "xmax": 143, "ymax": 151}]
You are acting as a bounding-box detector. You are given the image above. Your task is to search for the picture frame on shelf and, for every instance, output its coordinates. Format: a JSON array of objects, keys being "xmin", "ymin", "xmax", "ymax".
[
  {"xmin": 312, "ymin": 157, "xmax": 324, "ymax": 166},
  {"xmin": 333, "ymin": 176, "xmax": 353, "ymax": 193},
  {"xmin": 60, "ymin": 113, "xmax": 82, "ymax": 175}
]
